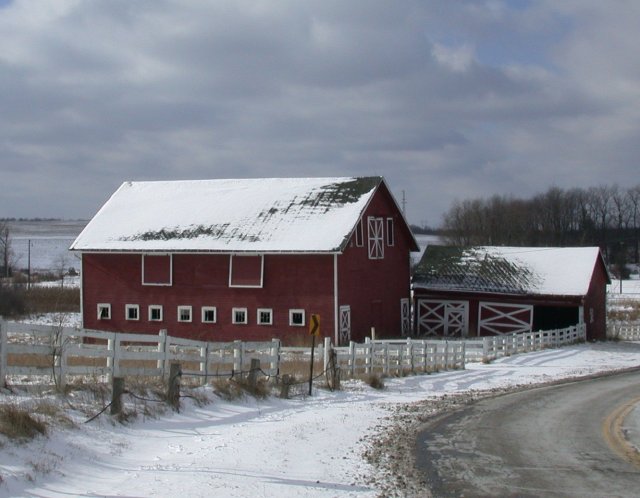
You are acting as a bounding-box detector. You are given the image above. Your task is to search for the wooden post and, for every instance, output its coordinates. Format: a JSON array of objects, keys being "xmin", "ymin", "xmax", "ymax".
[
  {"xmin": 248, "ymin": 358, "xmax": 260, "ymax": 390},
  {"xmin": 157, "ymin": 329, "xmax": 168, "ymax": 379},
  {"xmin": 280, "ymin": 374, "xmax": 292, "ymax": 399},
  {"xmin": 199, "ymin": 343, "xmax": 208, "ymax": 386},
  {"xmin": 270, "ymin": 338, "xmax": 280, "ymax": 376},
  {"xmin": 233, "ymin": 340, "xmax": 242, "ymax": 375},
  {"xmin": 308, "ymin": 333, "xmax": 316, "ymax": 396},
  {"xmin": 323, "ymin": 336, "xmax": 331, "ymax": 374},
  {"xmin": 111, "ymin": 377, "xmax": 125, "ymax": 415},
  {"xmin": 167, "ymin": 362, "xmax": 181, "ymax": 412},
  {"xmin": 364, "ymin": 337, "xmax": 371, "ymax": 375}
]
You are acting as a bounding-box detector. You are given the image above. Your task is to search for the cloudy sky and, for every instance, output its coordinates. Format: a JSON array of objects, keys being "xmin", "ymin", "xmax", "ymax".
[{"xmin": 2, "ymin": 0, "xmax": 639, "ymax": 226}]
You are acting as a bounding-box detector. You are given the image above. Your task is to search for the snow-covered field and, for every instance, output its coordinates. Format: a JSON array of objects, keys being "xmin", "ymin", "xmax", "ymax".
[{"xmin": 2, "ymin": 340, "xmax": 640, "ymax": 497}]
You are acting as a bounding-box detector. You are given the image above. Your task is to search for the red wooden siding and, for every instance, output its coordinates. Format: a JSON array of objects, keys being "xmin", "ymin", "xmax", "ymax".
[
  {"xmin": 337, "ymin": 183, "xmax": 413, "ymax": 342},
  {"xmin": 142, "ymin": 254, "xmax": 171, "ymax": 285},
  {"xmin": 229, "ymin": 255, "xmax": 263, "ymax": 287},
  {"xmin": 82, "ymin": 252, "xmax": 335, "ymax": 342}
]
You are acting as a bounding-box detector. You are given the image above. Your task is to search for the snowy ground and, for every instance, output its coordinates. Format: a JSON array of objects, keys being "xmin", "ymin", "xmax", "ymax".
[{"xmin": 2, "ymin": 341, "xmax": 640, "ymax": 497}]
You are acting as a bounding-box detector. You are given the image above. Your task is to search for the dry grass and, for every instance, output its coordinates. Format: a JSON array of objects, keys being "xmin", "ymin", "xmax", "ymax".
[
  {"xmin": 23, "ymin": 287, "xmax": 80, "ymax": 314},
  {"xmin": 608, "ymin": 299, "xmax": 640, "ymax": 322},
  {"xmin": 0, "ymin": 404, "xmax": 47, "ymax": 441},
  {"xmin": 365, "ymin": 374, "xmax": 385, "ymax": 390}
]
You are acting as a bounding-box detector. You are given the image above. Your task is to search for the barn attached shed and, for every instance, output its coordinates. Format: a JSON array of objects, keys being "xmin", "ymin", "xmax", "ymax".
[{"xmin": 412, "ymin": 246, "xmax": 610, "ymax": 341}]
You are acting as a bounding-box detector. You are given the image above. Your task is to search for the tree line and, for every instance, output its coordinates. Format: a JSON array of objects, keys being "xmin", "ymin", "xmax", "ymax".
[{"xmin": 441, "ymin": 185, "xmax": 640, "ymax": 273}]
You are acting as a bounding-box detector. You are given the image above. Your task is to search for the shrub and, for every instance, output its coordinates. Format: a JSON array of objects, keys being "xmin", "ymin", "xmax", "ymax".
[{"xmin": 366, "ymin": 374, "xmax": 385, "ymax": 390}]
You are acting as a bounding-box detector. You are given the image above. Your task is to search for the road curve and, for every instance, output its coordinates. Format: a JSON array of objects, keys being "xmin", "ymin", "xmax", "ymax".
[{"xmin": 416, "ymin": 370, "xmax": 640, "ymax": 498}]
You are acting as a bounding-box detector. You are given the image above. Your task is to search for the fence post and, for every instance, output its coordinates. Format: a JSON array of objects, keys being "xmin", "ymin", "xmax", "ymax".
[
  {"xmin": 364, "ymin": 337, "xmax": 372, "ymax": 374},
  {"xmin": 167, "ymin": 362, "xmax": 182, "ymax": 411},
  {"xmin": 349, "ymin": 341, "xmax": 356, "ymax": 377},
  {"xmin": 111, "ymin": 377, "xmax": 125, "ymax": 416},
  {"xmin": 323, "ymin": 337, "xmax": 331, "ymax": 374},
  {"xmin": 106, "ymin": 332, "xmax": 115, "ymax": 383},
  {"xmin": 113, "ymin": 334, "xmax": 121, "ymax": 379},
  {"xmin": 0, "ymin": 319, "xmax": 7, "ymax": 385},
  {"xmin": 233, "ymin": 340, "xmax": 243, "ymax": 374},
  {"xmin": 199, "ymin": 342, "xmax": 209, "ymax": 386},
  {"xmin": 59, "ymin": 328, "xmax": 69, "ymax": 390},
  {"xmin": 383, "ymin": 342, "xmax": 390, "ymax": 376},
  {"xmin": 157, "ymin": 329, "xmax": 168, "ymax": 379},
  {"xmin": 271, "ymin": 338, "xmax": 281, "ymax": 377},
  {"xmin": 248, "ymin": 358, "xmax": 260, "ymax": 390},
  {"xmin": 406, "ymin": 337, "xmax": 414, "ymax": 373}
]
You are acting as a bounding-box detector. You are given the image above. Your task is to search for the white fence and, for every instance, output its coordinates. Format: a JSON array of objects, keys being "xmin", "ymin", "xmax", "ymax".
[
  {"xmin": 0, "ymin": 320, "xmax": 280, "ymax": 387},
  {"xmin": 462, "ymin": 324, "xmax": 586, "ymax": 362},
  {"xmin": 608, "ymin": 322, "xmax": 640, "ymax": 341},
  {"xmin": 324, "ymin": 337, "xmax": 466, "ymax": 377}
]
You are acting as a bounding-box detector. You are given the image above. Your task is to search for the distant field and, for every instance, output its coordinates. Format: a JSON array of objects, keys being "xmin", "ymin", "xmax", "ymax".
[{"xmin": 7, "ymin": 220, "xmax": 87, "ymax": 272}]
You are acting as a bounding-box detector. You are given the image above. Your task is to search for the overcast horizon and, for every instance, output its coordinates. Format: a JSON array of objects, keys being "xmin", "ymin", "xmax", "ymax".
[{"xmin": 2, "ymin": 1, "xmax": 640, "ymax": 226}]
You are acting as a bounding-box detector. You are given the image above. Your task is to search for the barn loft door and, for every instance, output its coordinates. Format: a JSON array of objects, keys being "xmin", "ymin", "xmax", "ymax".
[
  {"xmin": 401, "ymin": 298, "xmax": 411, "ymax": 337},
  {"xmin": 417, "ymin": 300, "xmax": 468, "ymax": 337},
  {"xmin": 478, "ymin": 302, "xmax": 533, "ymax": 336},
  {"xmin": 339, "ymin": 305, "xmax": 351, "ymax": 345}
]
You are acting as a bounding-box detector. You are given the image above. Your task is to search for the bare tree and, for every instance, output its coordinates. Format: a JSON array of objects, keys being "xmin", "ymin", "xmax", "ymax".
[{"xmin": 0, "ymin": 221, "xmax": 11, "ymax": 278}]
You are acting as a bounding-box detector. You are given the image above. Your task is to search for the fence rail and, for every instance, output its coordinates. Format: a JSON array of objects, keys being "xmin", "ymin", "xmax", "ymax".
[
  {"xmin": 0, "ymin": 320, "xmax": 280, "ymax": 387},
  {"xmin": 608, "ymin": 322, "xmax": 640, "ymax": 341},
  {"xmin": 0, "ymin": 320, "xmax": 588, "ymax": 387}
]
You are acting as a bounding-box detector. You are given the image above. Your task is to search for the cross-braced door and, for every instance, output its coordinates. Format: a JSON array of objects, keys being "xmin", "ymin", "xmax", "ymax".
[
  {"xmin": 417, "ymin": 299, "xmax": 468, "ymax": 337},
  {"xmin": 367, "ymin": 217, "xmax": 384, "ymax": 259},
  {"xmin": 478, "ymin": 302, "xmax": 533, "ymax": 335},
  {"xmin": 401, "ymin": 298, "xmax": 411, "ymax": 337},
  {"xmin": 339, "ymin": 305, "xmax": 351, "ymax": 345}
]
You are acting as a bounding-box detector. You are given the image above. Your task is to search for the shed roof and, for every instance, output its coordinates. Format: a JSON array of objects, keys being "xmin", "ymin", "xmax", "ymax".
[
  {"xmin": 71, "ymin": 177, "xmax": 410, "ymax": 253},
  {"xmin": 413, "ymin": 245, "xmax": 607, "ymax": 297}
]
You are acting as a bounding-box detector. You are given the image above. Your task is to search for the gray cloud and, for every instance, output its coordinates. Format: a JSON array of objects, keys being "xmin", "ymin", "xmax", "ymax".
[{"xmin": 1, "ymin": 0, "xmax": 639, "ymax": 226}]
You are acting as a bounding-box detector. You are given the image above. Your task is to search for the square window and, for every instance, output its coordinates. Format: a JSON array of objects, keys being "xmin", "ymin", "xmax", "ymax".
[
  {"xmin": 97, "ymin": 303, "xmax": 111, "ymax": 320},
  {"xmin": 126, "ymin": 304, "xmax": 139, "ymax": 321},
  {"xmin": 177, "ymin": 305, "xmax": 192, "ymax": 323},
  {"xmin": 289, "ymin": 309, "xmax": 305, "ymax": 327},
  {"xmin": 202, "ymin": 306, "xmax": 217, "ymax": 323},
  {"xmin": 232, "ymin": 307, "xmax": 248, "ymax": 324},
  {"xmin": 257, "ymin": 308, "xmax": 273, "ymax": 325},
  {"xmin": 149, "ymin": 305, "xmax": 163, "ymax": 321}
]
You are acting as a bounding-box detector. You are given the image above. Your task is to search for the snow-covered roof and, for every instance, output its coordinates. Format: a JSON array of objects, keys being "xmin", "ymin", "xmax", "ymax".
[
  {"xmin": 71, "ymin": 177, "xmax": 385, "ymax": 253},
  {"xmin": 413, "ymin": 246, "xmax": 607, "ymax": 296}
]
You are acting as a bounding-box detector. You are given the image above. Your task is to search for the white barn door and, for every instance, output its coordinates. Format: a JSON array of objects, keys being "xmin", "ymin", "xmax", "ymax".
[
  {"xmin": 401, "ymin": 298, "xmax": 411, "ymax": 337},
  {"xmin": 478, "ymin": 302, "xmax": 533, "ymax": 335},
  {"xmin": 417, "ymin": 300, "xmax": 468, "ymax": 337},
  {"xmin": 339, "ymin": 305, "xmax": 351, "ymax": 345}
]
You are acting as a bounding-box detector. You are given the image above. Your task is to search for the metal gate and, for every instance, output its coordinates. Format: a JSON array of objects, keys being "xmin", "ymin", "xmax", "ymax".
[{"xmin": 417, "ymin": 300, "xmax": 468, "ymax": 337}]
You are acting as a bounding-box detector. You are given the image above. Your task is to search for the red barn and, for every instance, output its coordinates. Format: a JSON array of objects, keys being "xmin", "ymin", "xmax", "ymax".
[
  {"xmin": 412, "ymin": 246, "xmax": 610, "ymax": 341},
  {"xmin": 71, "ymin": 177, "xmax": 419, "ymax": 344}
]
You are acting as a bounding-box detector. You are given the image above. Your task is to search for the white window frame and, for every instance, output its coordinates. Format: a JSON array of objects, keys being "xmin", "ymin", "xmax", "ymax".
[
  {"xmin": 148, "ymin": 305, "xmax": 163, "ymax": 322},
  {"xmin": 367, "ymin": 216, "xmax": 384, "ymax": 260},
  {"xmin": 177, "ymin": 305, "xmax": 192, "ymax": 323},
  {"xmin": 228, "ymin": 254, "xmax": 265, "ymax": 288},
  {"xmin": 289, "ymin": 309, "xmax": 306, "ymax": 327},
  {"xmin": 202, "ymin": 306, "xmax": 217, "ymax": 324},
  {"xmin": 125, "ymin": 304, "xmax": 140, "ymax": 321},
  {"xmin": 141, "ymin": 254, "xmax": 173, "ymax": 286},
  {"xmin": 232, "ymin": 307, "xmax": 248, "ymax": 324},
  {"xmin": 355, "ymin": 219, "xmax": 364, "ymax": 247},
  {"xmin": 257, "ymin": 308, "xmax": 273, "ymax": 326},
  {"xmin": 97, "ymin": 303, "xmax": 111, "ymax": 320},
  {"xmin": 386, "ymin": 217, "xmax": 395, "ymax": 247}
]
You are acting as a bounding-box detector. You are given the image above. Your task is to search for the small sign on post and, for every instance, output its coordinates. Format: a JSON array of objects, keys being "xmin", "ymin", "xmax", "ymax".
[{"xmin": 308, "ymin": 314, "xmax": 320, "ymax": 395}]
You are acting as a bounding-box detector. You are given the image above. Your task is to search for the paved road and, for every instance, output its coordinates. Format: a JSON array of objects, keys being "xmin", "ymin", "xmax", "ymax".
[{"xmin": 416, "ymin": 370, "xmax": 640, "ymax": 497}]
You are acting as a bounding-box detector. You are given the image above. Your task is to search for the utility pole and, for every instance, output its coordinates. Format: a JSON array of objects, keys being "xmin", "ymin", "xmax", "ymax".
[
  {"xmin": 402, "ymin": 190, "xmax": 406, "ymax": 217},
  {"xmin": 27, "ymin": 239, "xmax": 31, "ymax": 290}
]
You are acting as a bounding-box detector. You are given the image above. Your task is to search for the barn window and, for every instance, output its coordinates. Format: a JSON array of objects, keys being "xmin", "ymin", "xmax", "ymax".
[
  {"xmin": 229, "ymin": 254, "xmax": 264, "ymax": 288},
  {"xmin": 148, "ymin": 305, "xmax": 163, "ymax": 322},
  {"xmin": 125, "ymin": 304, "xmax": 140, "ymax": 321},
  {"xmin": 355, "ymin": 219, "xmax": 364, "ymax": 247},
  {"xmin": 367, "ymin": 217, "xmax": 384, "ymax": 259},
  {"xmin": 142, "ymin": 254, "xmax": 172, "ymax": 286},
  {"xmin": 257, "ymin": 308, "xmax": 273, "ymax": 325},
  {"xmin": 386, "ymin": 218, "xmax": 394, "ymax": 247},
  {"xmin": 177, "ymin": 305, "xmax": 192, "ymax": 323},
  {"xmin": 202, "ymin": 306, "xmax": 217, "ymax": 323},
  {"xmin": 232, "ymin": 307, "xmax": 248, "ymax": 324},
  {"xmin": 289, "ymin": 309, "xmax": 305, "ymax": 327},
  {"xmin": 97, "ymin": 303, "xmax": 111, "ymax": 320}
]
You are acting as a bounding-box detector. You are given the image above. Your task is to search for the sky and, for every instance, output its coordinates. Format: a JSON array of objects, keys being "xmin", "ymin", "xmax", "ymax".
[{"xmin": 1, "ymin": 0, "xmax": 640, "ymax": 226}]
